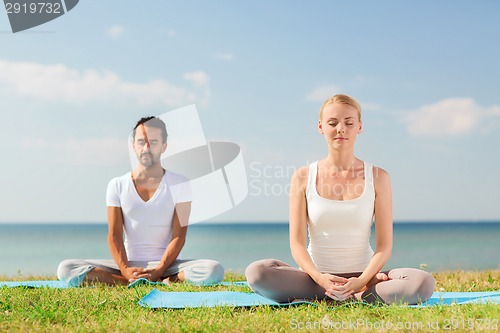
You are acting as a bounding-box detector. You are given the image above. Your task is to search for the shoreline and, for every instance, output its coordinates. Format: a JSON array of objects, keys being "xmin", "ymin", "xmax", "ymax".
[{"xmin": 1, "ymin": 220, "xmax": 500, "ymax": 226}]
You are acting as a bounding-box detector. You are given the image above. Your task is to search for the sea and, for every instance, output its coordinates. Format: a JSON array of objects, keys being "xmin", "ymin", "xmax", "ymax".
[{"xmin": 0, "ymin": 222, "xmax": 499, "ymax": 277}]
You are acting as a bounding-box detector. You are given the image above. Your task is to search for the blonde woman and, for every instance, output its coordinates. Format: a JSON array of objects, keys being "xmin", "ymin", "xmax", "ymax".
[{"xmin": 245, "ymin": 94, "xmax": 435, "ymax": 304}]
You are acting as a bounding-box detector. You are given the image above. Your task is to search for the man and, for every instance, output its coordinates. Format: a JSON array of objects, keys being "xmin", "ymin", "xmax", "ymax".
[{"xmin": 57, "ymin": 116, "xmax": 224, "ymax": 286}]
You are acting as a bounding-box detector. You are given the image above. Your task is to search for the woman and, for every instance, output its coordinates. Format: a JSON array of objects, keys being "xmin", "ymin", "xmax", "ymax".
[{"xmin": 245, "ymin": 94, "xmax": 435, "ymax": 304}]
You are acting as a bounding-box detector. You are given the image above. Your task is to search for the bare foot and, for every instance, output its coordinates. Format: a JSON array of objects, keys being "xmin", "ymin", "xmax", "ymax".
[
  {"xmin": 324, "ymin": 294, "xmax": 357, "ymax": 306},
  {"xmin": 161, "ymin": 272, "xmax": 185, "ymax": 285},
  {"xmin": 376, "ymin": 272, "xmax": 390, "ymax": 281},
  {"xmin": 161, "ymin": 278, "xmax": 172, "ymax": 286},
  {"xmin": 366, "ymin": 272, "xmax": 390, "ymax": 289}
]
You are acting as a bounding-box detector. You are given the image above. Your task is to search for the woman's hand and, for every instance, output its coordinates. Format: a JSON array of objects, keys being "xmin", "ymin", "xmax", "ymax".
[
  {"xmin": 326, "ymin": 272, "xmax": 391, "ymax": 300},
  {"xmin": 316, "ymin": 273, "xmax": 349, "ymax": 290},
  {"xmin": 325, "ymin": 277, "xmax": 365, "ymax": 301},
  {"xmin": 343, "ymin": 277, "xmax": 366, "ymax": 292},
  {"xmin": 315, "ymin": 273, "xmax": 353, "ymax": 301}
]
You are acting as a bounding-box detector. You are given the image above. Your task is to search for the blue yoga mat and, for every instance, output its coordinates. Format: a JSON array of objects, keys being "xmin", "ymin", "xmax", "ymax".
[
  {"xmin": 139, "ymin": 289, "xmax": 314, "ymax": 308},
  {"xmin": 127, "ymin": 278, "xmax": 248, "ymax": 288},
  {"xmin": 0, "ymin": 278, "xmax": 248, "ymax": 289},
  {"xmin": 411, "ymin": 291, "xmax": 500, "ymax": 307},
  {"xmin": 139, "ymin": 290, "xmax": 500, "ymax": 309},
  {"xmin": 0, "ymin": 280, "xmax": 71, "ymax": 288}
]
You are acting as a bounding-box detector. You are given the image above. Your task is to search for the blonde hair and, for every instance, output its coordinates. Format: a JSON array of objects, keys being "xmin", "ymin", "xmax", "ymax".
[{"xmin": 319, "ymin": 94, "xmax": 362, "ymax": 121}]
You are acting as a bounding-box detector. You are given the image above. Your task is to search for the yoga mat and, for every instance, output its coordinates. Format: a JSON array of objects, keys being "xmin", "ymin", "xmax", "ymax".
[
  {"xmin": 0, "ymin": 279, "xmax": 248, "ymax": 289},
  {"xmin": 139, "ymin": 289, "xmax": 314, "ymax": 308},
  {"xmin": 127, "ymin": 278, "xmax": 248, "ymax": 288},
  {"xmin": 139, "ymin": 290, "xmax": 500, "ymax": 309},
  {"xmin": 0, "ymin": 280, "xmax": 71, "ymax": 288},
  {"xmin": 412, "ymin": 291, "xmax": 500, "ymax": 307}
]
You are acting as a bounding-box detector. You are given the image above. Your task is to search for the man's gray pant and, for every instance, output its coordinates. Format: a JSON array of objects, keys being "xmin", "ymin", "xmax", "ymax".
[{"xmin": 57, "ymin": 258, "xmax": 224, "ymax": 287}]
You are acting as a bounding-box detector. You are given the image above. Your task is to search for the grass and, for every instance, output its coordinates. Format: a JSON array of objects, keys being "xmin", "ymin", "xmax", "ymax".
[{"xmin": 1, "ymin": 270, "xmax": 499, "ymax": 332}]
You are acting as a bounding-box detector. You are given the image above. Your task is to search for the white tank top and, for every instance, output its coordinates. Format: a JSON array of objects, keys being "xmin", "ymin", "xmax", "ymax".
[{"xmin": 306, "ymin": 160, "xmax": 375, "ymax": 273}]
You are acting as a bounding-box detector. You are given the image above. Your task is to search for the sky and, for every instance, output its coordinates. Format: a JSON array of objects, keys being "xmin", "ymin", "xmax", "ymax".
[{"xmin": 1, "ymin": 1, "xmax": 499, "ymax": 223}]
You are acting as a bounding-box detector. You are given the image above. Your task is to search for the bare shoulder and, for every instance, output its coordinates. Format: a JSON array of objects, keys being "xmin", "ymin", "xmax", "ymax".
[
  {"xmin": 372, "ymin": 166, "xmax": 391, "ymax": 190},
  {"xmin": 373, "ymin": 166, "xmax": 390, "ymax": 180},
  {"xmin": 291, "ymin": 166, "xmax": 309, "ymax": 189},
  {"xmin": 292, "ymin": 166, "xmax": 309, "ymax": 181}
]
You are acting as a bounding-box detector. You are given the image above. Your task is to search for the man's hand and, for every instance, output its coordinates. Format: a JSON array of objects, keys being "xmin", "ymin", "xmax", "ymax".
[
  {"xmin": 121, "ymin": 267, "xmax": 152, "ymax": 282},
  {"xmin": 124, "ymin": 267, "xmax": 167, "ymax": 283},
  {"xmin": 146, "ymin": 267, "xmax": 166, "ymax": 282}
]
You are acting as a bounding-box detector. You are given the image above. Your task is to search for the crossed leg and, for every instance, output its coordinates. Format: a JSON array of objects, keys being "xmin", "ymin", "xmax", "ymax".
[
  {"xmin": 57, "ymin": 259, "xmax": 224, "ymax": 287},
  {"xmin": 245, "ymin": 259, "xmax": 435, "ymax": 305}
]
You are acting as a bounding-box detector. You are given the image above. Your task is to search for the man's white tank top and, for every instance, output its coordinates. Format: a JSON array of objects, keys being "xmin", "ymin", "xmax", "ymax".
[{"xmin": 306, "ymin": 160, "xmax": 375, "ymax": 273}]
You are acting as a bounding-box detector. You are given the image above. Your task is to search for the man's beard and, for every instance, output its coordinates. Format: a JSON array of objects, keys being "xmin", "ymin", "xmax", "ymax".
[{"xmin": 139, "ymin": 153, "xmax": 158, "ymax": 167}]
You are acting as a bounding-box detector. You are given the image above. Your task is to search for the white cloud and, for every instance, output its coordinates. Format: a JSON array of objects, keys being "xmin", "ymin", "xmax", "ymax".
[
  {"xmin": 107, "ymin": 25, "xmax": 125, "ymax": 38},
  {"xmin": 183, "ymin": 71, "xmax": 210, "ymax": 87},
  {"xmin": 60, "ymin": 137, "xmax": 128, "ymax": 166},
  {"xmin": 21, "ymin": 138, "xmax": 49, "ymax": 150},
  {"xmin": 490, "ymin": 105, "xmax": 500, "ymax": 115},
  {"xmin": 305, "ymin": 86, "xmax": 380, "ymax": 112},
  {"xmin": 21, "ymin": 137, "xmax": 128, "ymax": 167},
  {"xmin": 361, "ymin": 102, "xmax": 381, "ymax": 111},
  {"xmin": 158, "ymin": 29, "xmax": 176, "ymax": 37},
  {"xmin": 214, "ymin": 52, "xmax": 234, "ymax": 61},
  {"xmin": 0, "ymin": 59, "xmax": 210, "ymax": 107},
  {"xmin": 404, "ymin": 98, "xmax": 500, "ymax": 137},
  {"xmin": 181, "ymin": 71, "xmax": 211, "ymax": 106},
  {"xmin": 305, "ymin": 85, "xmax": 341, "ymax": 102}
]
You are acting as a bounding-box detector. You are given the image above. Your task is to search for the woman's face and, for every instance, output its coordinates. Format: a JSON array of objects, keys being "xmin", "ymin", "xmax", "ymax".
[{"xmin": 318, "ymin": 102, "xmax": 362, "ymax": 148}]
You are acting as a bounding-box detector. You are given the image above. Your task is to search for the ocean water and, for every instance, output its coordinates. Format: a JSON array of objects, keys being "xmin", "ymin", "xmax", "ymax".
[{"xmin": 0, "ymin": 222, "xmax": 499, "ymax": 277}]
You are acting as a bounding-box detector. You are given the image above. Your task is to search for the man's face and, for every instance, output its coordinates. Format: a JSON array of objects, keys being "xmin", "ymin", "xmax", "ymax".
[{"xmin": 133, "ymin": 125, "xmax": 167, "ymax": 168}]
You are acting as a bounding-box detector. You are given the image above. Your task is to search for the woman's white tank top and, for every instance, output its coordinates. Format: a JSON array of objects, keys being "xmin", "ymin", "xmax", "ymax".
[{"xmin": 306, "ymin": 160, "xmax": 375, "ymax": 273}]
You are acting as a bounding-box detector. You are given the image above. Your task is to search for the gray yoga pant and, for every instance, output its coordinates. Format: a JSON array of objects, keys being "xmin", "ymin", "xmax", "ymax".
[
  {"xmin": 245, "ymin": 259, "xmax": 435, "ymax": 305},
  {"xmin": 57, "ymin": 258, "xmax": 224, "ymax": 287}
]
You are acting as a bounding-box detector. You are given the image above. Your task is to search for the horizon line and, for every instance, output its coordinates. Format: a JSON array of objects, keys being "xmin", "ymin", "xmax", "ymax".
[{"xmin": 1, "ymin": 219, "xmax": 500, "ymax": 225}]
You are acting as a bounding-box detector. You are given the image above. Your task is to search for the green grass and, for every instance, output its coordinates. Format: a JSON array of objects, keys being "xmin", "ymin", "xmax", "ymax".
[{"xmin": 1, "ymin": 271, "xmax": 500, "ymax": 332}]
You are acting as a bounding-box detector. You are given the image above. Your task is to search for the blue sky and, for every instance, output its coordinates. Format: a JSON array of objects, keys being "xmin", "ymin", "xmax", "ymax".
[{"xmin": 1, "ymin": 1, "xmax": 499, "ymax": 223}]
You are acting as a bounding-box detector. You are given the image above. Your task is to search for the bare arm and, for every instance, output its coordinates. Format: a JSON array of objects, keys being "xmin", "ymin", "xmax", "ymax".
[
  {"xmin": 107, "ymin": 206, "xmax": 128, "ymax": 270},
  {"xmin": 358, "ymin": 167, "xmax": 393, "ymax": 282},
  {"xmin": 289, "ymin": 168, "xmax": 349, "ymax": 291}
]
